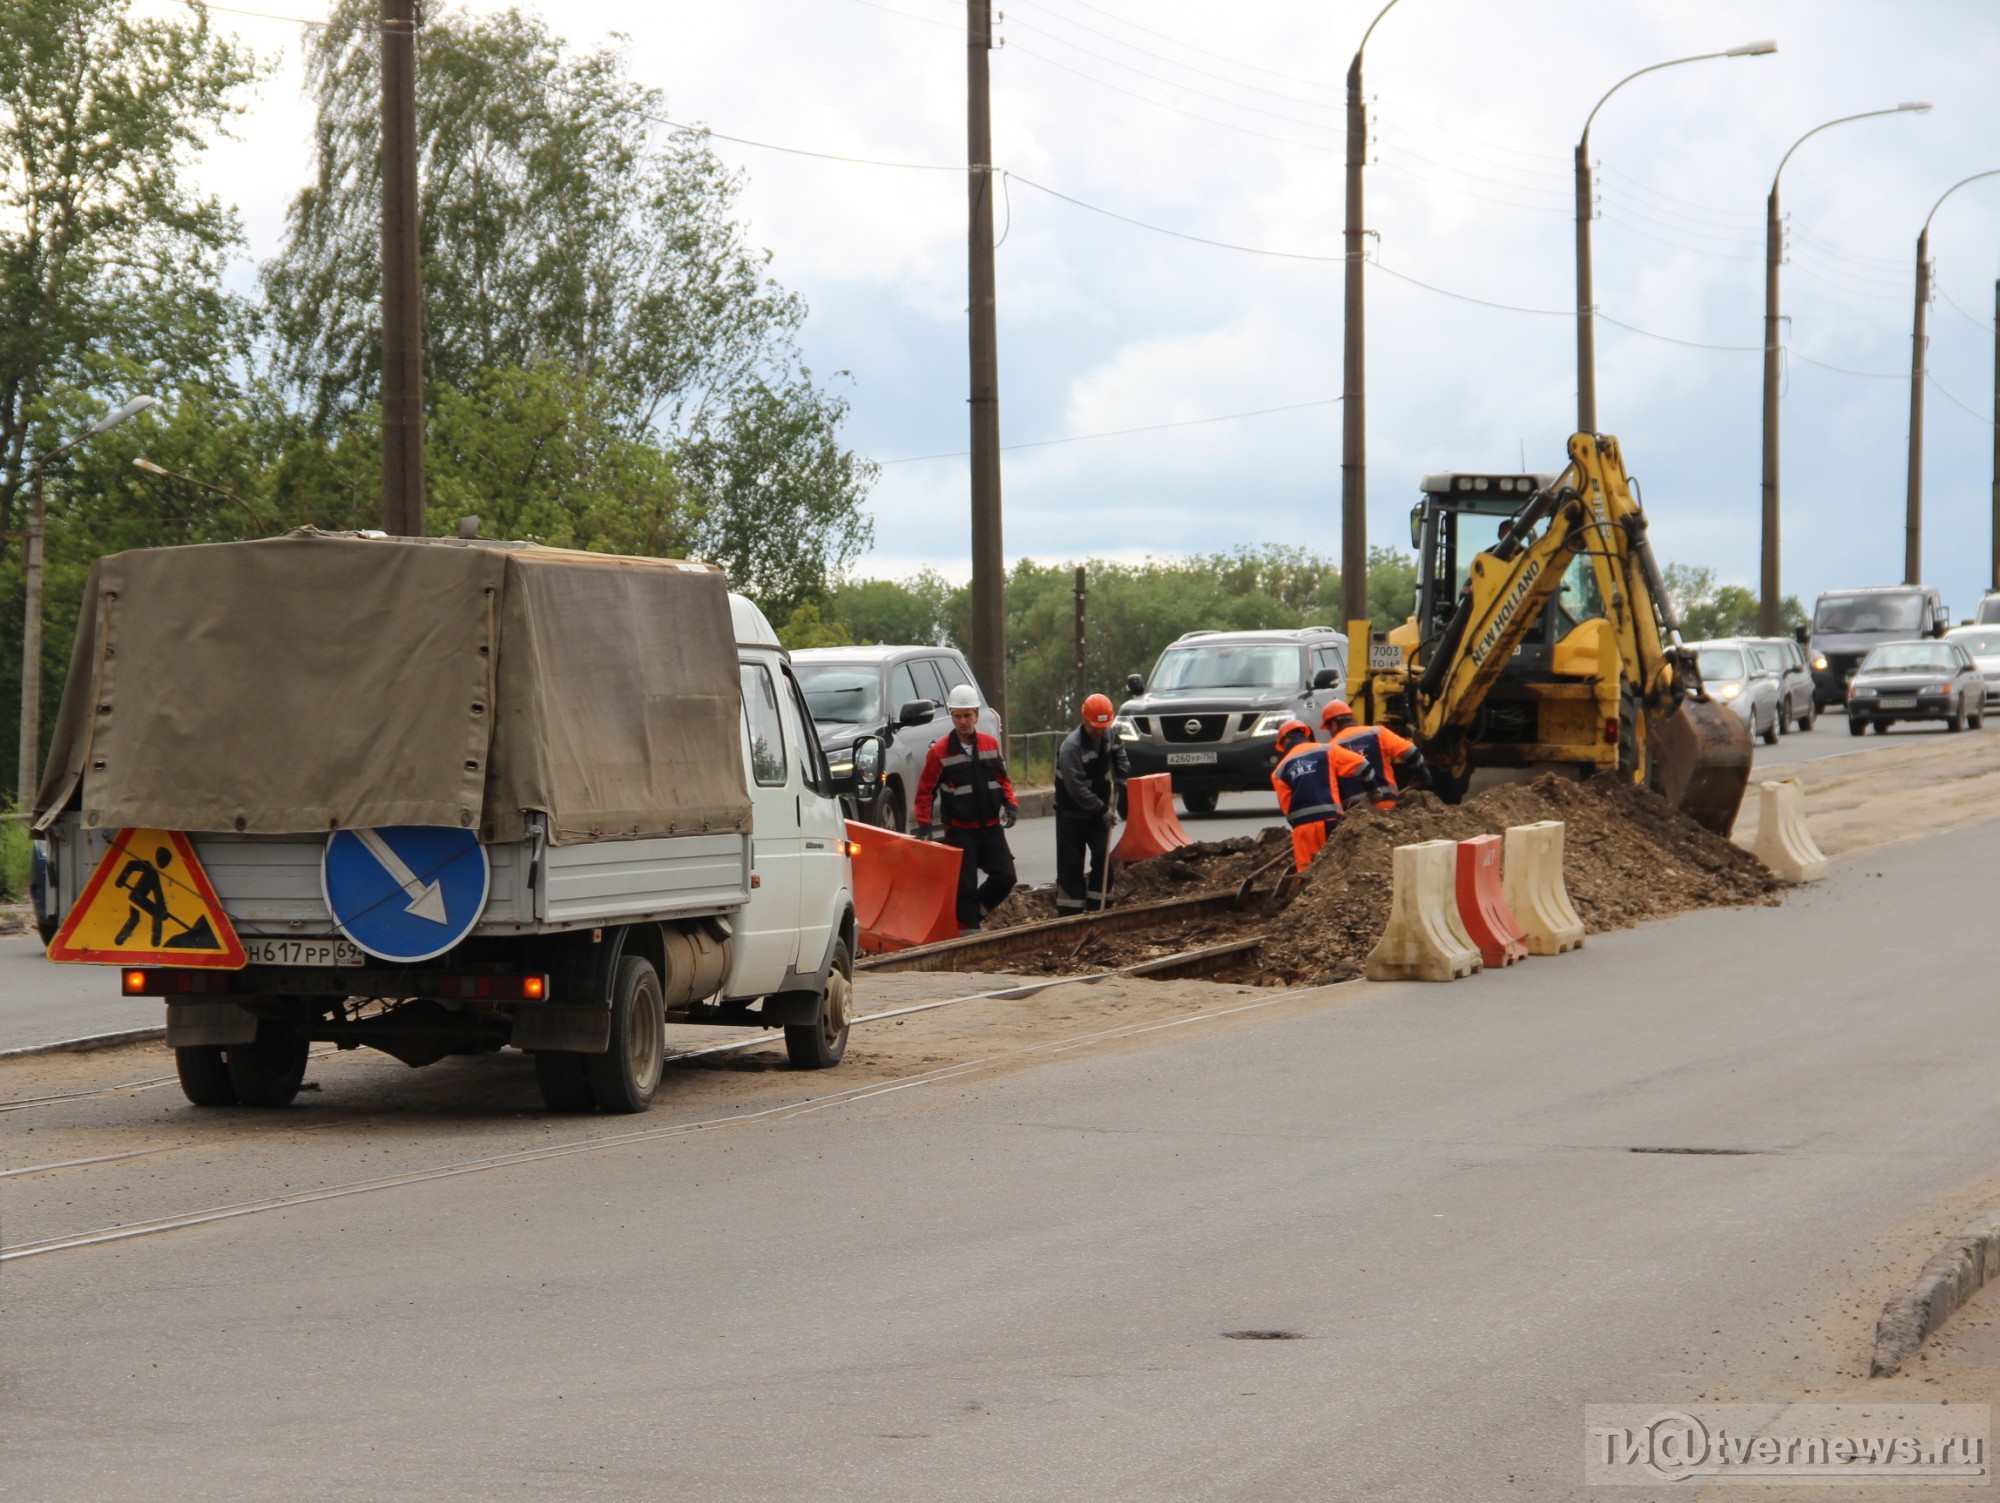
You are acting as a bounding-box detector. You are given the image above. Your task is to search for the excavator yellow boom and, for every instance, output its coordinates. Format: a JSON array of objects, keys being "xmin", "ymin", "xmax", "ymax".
[{"xmin": 1347, "ymin": 433, "xmax": 1752, "ymax": 834}]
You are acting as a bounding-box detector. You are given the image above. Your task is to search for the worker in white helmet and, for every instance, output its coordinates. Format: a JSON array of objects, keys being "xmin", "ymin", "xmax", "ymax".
[{"xmin": 914, "ymin": 683, "xmax": 1018, "ymax": 934}]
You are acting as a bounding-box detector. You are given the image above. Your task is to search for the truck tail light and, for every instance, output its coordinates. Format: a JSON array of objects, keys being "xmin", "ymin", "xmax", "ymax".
[
  {"xmin": 121, "ymin": 969, "xmax": 233, "ymax": 997},
  {"xmin": 1603, "ymin": 718, "xmax": 1620, "ymax": 745},
  {"xmin": 436, "ymin": 974, "xmax": 551, "ymax": 1001}
]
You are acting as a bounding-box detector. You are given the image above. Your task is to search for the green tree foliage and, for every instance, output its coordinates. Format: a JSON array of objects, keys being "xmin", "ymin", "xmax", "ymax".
[
  {"xmin": 262, "ymin": 0, "xmax": 871, "ymax": 608},
  {"xmin": 0, "ymin": 0, "xmax": 257, "ymax": 794},
  {"xmin": 1664, "ymin": 563, "xmax": 1806, "ymax": 640}
]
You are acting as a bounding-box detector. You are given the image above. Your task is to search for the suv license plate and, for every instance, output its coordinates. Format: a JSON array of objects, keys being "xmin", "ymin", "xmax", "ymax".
[
  {"xmin": 1166, "ymin": 751, "xmax": 1218, "ymax": 766},
  {"xmin": 1878, "ymin": 697, "xmax": 1917, "ymax": 710},
  {"xmin": 244, "ymin": 937, "xmax": 366, "ymax": 967}
]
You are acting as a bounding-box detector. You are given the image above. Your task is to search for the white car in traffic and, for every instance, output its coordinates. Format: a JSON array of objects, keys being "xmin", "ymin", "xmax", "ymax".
[
  {"xmin": 1943, "ymin": 625, "xmax": 2000, "ymax": 709},
  {"xmin": 1688, "ymin": 639, "xmax": 1784, "ymax": 745}
]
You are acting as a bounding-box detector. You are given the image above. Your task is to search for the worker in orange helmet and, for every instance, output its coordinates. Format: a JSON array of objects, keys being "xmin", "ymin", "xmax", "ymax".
[
  {"xmin": 1322, "ymin": 700, "xmax": 1426, "ymax": 809},
  {"xmin": 1053, "ymin": 692, "xmax": 1131, "ymax": 914},
  {"xmin": 1270, "ymin": 717, "xmax": 1387, "ymax": 872}
]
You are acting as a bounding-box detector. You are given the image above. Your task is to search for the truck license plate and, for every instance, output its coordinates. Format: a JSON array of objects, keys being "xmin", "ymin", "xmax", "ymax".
[
  {"xmin": 1878, "ymin": 697, "xmax": 1916, "ymax": 710},
  {"xmin": 1166, "ymin": 751, "xmax": 1217, "ymax": 766},
  {"xmin": 243, "ymin": 937, "xmax": 366, "ymax": 967}
]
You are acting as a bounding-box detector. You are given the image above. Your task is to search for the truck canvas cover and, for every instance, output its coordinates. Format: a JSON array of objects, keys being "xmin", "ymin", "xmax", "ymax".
[{"xmin": 34, "ymin": 531, "xmax": 752, "ymax": 845}]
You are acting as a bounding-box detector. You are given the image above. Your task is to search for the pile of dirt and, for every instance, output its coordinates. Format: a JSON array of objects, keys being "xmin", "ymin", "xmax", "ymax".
[
  {"xmin": 1259, "ymin": 774, "xmax": 1780, "ymax": 987},
  {"xmin": 984, "ymin": 826, "xmax": 1291, "ymax": 930}
]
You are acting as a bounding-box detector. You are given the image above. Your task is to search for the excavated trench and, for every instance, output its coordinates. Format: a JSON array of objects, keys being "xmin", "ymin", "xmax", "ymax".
[{"xmin": 859, "ymin": 776, "xmax": 1781, "ymax": 988}]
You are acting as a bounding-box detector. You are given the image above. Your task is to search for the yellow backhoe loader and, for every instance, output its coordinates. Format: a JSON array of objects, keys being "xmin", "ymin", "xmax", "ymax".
[{"xmin": 1344, "ymin": 432, "xmax": 1752, "ymax": 835}]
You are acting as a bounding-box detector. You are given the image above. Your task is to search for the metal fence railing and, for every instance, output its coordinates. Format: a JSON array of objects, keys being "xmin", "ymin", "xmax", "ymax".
[{"xmin": 1006, "ymin": 730, "xmax": 1068, "ymax": 789}]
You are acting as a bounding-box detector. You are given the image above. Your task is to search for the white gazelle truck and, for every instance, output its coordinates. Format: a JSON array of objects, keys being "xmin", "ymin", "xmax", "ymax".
[{"xmin": 33, "ymin": 531, "xmax": 856, "ymax": 1113}]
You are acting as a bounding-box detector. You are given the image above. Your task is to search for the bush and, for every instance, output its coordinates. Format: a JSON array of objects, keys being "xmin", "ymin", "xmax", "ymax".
[{"xmin": 0, "ymin": 811, "xmax": 29, "ymax": 904}]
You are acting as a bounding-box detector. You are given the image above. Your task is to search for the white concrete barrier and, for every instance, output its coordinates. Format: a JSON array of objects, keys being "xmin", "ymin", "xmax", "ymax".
[
  {"xmin": 1750, "ymin": 778, "xmax": 1827, "ymax": 884},
  {"xmin": 1365, "ymin": 840, "xmax": 1482, "ymax": 982},
  {"xmin": 1501, "ymin": 821, "xmax": 1585, "ymax": 956}
]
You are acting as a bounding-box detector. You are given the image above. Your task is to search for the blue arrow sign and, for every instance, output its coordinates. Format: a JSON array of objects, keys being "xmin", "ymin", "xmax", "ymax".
[{"xmin": 322, "ymin": 826, "xmax": 491, "ymax": 964}]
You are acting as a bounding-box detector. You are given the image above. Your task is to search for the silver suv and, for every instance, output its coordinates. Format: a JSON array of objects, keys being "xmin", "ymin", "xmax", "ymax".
[{"xmin": 1113, "ymin": 626, "xmax": 1348, "ymax": 816}]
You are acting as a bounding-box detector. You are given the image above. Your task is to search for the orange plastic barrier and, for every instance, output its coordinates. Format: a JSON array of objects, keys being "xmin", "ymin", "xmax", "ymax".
[
  {"xmin": 847, "ymin": 819, "xmax": 963, "ymax": 954},
  {"xmin": 1454, "ymin": 834, "xmax": 1528, "ymax": 968},
  {"xmin": 1111, "ymin": 774, "xmax": 1195, "ymax": 865}
]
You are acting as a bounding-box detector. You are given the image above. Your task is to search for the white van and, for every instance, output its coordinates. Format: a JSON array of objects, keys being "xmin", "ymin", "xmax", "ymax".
[{"xmin": 38, "ymin": 535, "xmax": 855, "ymax": 1115}]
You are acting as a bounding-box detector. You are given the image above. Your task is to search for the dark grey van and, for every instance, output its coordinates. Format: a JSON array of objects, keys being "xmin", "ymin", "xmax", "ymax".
[{"xmin": 1808, "ymin": 585, "xmax": 1950, "ymax": 710}]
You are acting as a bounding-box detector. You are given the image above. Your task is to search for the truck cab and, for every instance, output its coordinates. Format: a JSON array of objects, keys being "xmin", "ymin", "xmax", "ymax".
[{"xmin": 1808, "ymin": 585, "xmax": 1950, "ymax": 710}]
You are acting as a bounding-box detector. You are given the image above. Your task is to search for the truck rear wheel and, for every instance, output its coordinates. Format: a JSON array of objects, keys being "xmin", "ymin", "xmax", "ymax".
[
  {"xmin": 533, "ymin": 1050, "xmax": 595, "ymax": 1112},
  {"xmin": 175, "ymin": 1045, "xmax": 238, "ymax": 1107},
  {"xmin": 785, "ymin": 940, "xmax": 851, "ymax": 1069},
  {"xmin": 225, "ymin": 1018, "xmax": 310, "ymax": 1108},
  {"xmin": 583, "ymin": 955, "xmax": 665, "ymax": 1114}
]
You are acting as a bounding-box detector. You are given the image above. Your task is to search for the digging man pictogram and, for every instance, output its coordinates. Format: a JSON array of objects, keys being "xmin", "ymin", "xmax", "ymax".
[{"xmin": 112, "ymin": 843, "xmax": 220, "ymax": 951}]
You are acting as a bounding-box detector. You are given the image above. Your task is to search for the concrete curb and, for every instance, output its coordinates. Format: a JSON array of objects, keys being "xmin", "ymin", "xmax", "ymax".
[
  {"xmin": 0, "ymin": 1027, "xmax": 167, "ymax": 1062},
  {"xmin": 1870, "ymin": 1211, "xmax": 2000, "ymax": 1376},
  {"xmin": 1015, "ymin": 788, "xmax": 1055, "ymax": 818}
]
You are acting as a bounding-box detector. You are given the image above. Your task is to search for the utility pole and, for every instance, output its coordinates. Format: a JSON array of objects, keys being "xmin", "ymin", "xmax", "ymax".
[
  {"xmin": 1993, "ymin": 276, "xmax": 1999, "ymax": 591},
  {"xmin": 1072, "ymin": 566, "xmax": 1087, "ymax": 711},
  {"xmin": 966, "ymin": 0, "xmax": 1006, "ymax": 725},
  {"xmin": 1759, "ymin": 104, "xmax": 1930, "ymax": 636},
  {"xmin": 1905, "ymin": 227, "xmax": 1930, "ymax": 586},
  {"xmin": 380, "ymin": 0, "xmax": 425, "ymax": 537},
  {"xmin": 1760, "ymin": 185, "xmax": 1783, "ymax": 637},
  {"xmin": 1339, "ymin": 47, "xmax": 1370, "ymax": 633},
  {"xmin": 1574, "ymin": 138, "xmax": 1596, "ymax": 435},
  {"xmin": 1906, "ymin": 170, "xmax": 2000, "ymax": 589}
]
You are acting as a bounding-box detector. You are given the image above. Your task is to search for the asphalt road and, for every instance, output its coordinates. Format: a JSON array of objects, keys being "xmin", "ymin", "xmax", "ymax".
[{"xmin": 9, "ymin": 809, "xmax": 2000, "ymax": 1499}]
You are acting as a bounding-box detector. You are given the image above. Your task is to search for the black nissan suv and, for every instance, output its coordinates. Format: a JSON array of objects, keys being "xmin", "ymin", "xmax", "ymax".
[{"xmin": 1112, "ymin": 626, "xmax": 1349, "ymax": 817}]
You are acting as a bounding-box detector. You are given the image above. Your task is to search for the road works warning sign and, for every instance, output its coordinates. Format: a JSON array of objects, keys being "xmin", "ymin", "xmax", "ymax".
[{"xmin": 49, "ymin": 828, "xmax": 246, "ymax": 968}]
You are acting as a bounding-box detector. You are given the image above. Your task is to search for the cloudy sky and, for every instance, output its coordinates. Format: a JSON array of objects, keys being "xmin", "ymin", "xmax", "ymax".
[{"xmin": 173, "ymin": 0, "xmax": 2000, "ymax": 615}]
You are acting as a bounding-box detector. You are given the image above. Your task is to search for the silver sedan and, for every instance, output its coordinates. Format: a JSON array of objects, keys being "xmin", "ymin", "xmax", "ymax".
[
  {"xmin": 1943, "ymin": 625, "xmax": 2000, "ymax": 708},
  {"xmin": 1689, "ymin": 640, "xmax": 1783, "ymax": 745}
]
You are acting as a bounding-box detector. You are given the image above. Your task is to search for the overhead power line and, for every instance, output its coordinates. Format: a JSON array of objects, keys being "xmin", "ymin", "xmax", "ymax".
[
  {"xmin": 878, "ymin": 397, "xmax": 1340, "ymax": 464},
  {"xmin": 1027, "ymin": 0, "xmax": 1344, "ymax": 96},
  {"xmin": 1929, "ymin": 375, "xmax": 1997, "ymax": 428},
  {"xmin": 1009, "ymin": 2, "xmax": 1343, "ymax": 114}
]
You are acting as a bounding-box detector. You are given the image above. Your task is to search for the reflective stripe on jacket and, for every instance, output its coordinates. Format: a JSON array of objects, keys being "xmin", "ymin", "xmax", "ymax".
[
  {"xmin": 1332, "ymin": 724, "xmax": 1422, "ymax": 790},
  {"xmin": 914, "ymin": 731, "xmax": 1018, "ymax": 829}
]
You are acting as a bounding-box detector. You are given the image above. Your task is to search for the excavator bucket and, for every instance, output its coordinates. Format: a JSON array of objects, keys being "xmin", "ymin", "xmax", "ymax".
[{"xmin": 1649, "ymin": 698, "xmax": 1753, "ymax": 837}]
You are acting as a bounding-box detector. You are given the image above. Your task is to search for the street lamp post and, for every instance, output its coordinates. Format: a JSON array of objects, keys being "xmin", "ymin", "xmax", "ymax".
[
  {"xmin": 1574, "ymin": 41, "xmax": 1776, "ymax": 435},
  {"xmin": 15, "ymin": 395, "xmax": 157, "ymax": 805},
  {"xmin": 132, "ymin": 457, "xmax": 267, "ymax": 532},
  {"xmin": 1904, "ymin": 169, "xmax": 2000, "ymax": 586},
  {"xmin": 1760, "ymin": 105, "xmax": 1931, "ymax": 637},
  {"xmin": 1341, "ymin": 0, "xmax": 1401, "ymax": 635}
]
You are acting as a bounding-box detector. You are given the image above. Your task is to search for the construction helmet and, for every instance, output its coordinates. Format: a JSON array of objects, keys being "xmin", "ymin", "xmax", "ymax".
[
  {"xmin": 1274, "ymin": 718, "xmax": 1313, "ymax": 755},
  {"xmin": 1320, "ymin": 699, "xmax": 1355, "ymax": 728},
  {"xmin": 1081, "ymin": 692, "xmax": 1115, "ymax": 728},
  {"xmin": 946, "ymin": 684, "xmax": 981, "ymax": 712}
]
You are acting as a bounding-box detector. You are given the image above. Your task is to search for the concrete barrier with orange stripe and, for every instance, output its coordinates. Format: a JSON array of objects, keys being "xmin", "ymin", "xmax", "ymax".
[
  {"xmin": 1454, "ymin": 833, "xmax": 1528, "ymax": 968},
  {"xmin": 847, "ymin": 820, "xmax": 962, "ymax": 954},
  {"xmin": 1111, "ymin": 774, "xmax": 1195, "ymax": 865}
]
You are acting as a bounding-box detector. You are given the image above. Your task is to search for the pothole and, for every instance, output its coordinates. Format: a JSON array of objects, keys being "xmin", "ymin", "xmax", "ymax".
[
  {"xmin": 1222, "ymin": 1329, "xmax": 1305, "ymax": 1341},
  {"xmin": 1628, "ymin": 1146, "xmax": 1766, "ymax": 1156}
]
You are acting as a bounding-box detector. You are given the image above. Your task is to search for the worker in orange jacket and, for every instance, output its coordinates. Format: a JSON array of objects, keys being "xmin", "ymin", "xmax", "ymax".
[
  {"xmin": 1323, "ymin": 700, "xmax": 1427, "ymax": 808},
  {"xmin": 1270, "ymin": 719, "xmax": 1388, "ymax": 871}
]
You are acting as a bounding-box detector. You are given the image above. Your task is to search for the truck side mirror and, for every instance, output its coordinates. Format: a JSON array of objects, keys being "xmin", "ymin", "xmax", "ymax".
[
  {"xmin": 1793, "ymin": 625, "xmax": 1809, "ymax": 644},
  {"xmin": 1311, "ymin": 667, "xmax": 1341, "ymax": 690},
  {"xmin": 1125, "ymin": 674, "xmax": 1145, "ymax": 695},
  {"xmin": 898, "ymin": 699, "xmax": 935, "ymax": 728}
]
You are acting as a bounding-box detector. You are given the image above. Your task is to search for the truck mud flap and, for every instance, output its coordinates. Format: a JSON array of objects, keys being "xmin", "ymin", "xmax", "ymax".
[
  {"xmin": 165, "ymin": 1000, "xmax": 260, "ymax": 1048},
  {"xmin": 511, "ymin": 1004, "xmax": 611, "ymax": 1054}
]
